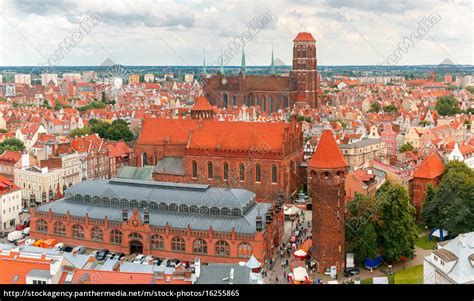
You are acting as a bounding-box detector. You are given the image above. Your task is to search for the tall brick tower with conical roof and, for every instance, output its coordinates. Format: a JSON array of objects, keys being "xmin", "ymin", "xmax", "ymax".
[{"xmin": 308, "ymin": 130, "xmax": 347, "ymax": 274}]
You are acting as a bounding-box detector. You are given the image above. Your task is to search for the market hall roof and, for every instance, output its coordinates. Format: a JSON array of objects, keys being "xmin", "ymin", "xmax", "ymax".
[{"xmin": 36, "ymin": 179, "xmax": 270, "ymax": 234}]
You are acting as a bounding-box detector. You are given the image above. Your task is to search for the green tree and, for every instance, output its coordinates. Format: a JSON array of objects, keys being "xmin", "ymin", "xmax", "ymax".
[
  {"xmin": 0, "ymin": 138, "xmax": 25, "ymax": 152},
  {"xmin": 377, "ymin": 182, "xmax": 418, "ymax": 262},
  {"xmin": 382, "ymin": 104, "xmax": 398, "ymax": 113},
  {"xmin": 435, "ymin": 95, "xmax": 462, "ymax": 116},
  {"xmin": 399, "ymin": 142, "xmax": 414, "ymax": 153},
  {"xmin": 346, "ymin": 193, "xmax": 381, "ymax": 262},
  {"xmin": 368, "ymin": 102, "xmax": 381, "ymax": 113},
  {"xmin": 422, "ymin": 161, "xmax": 474, "ymax": 237},
  {"xmin": 70, "ymin": 127, "xmax": 93, "ymax": 137}
]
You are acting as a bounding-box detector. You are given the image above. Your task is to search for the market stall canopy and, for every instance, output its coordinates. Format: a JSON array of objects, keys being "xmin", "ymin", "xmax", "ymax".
[
  {"xmin": 300, "ymin": 239, "xmax": 312, "ymax": 252},
  {"xmin": 284, "ymin": 205, "xmax": 301, "ymax": 215},
  {"xmin": 245, "ymin": 255, "xmax": 261, "ymax": 269},
  {"xmin": 293, "ymin": 249, "xmax": 308, "ymax": 259}
]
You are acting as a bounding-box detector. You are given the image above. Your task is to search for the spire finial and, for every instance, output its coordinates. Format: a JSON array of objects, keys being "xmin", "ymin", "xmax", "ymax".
[
  {"xmin": 220, "ymin": 48, "xmax": 225, "ymax": 76},
  {"xmin": 270, "ymin": 42, "xmax": 275, "ymax": 75},
  {"xmin": 241, "ymin": 47, "xmax": 246, "ymax": 74},
  {"xmin": 202, "ymin": 49, "xmax": 207, "ymax": 74}
]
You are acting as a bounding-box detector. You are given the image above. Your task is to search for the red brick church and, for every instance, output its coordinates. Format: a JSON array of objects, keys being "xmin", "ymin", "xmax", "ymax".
[
  {"xmin": 202, "ymin": 32, "xmax": 321, "ymax": 111},
  {"xmin": 134, "ymin": 98, "xmax": 304, "ymax": 202}
]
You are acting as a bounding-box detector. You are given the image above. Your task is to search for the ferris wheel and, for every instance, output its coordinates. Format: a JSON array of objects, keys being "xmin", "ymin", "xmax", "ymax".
[{"xmin": 103, "ymin": 64, "xmax": 131, "ymax": 101}]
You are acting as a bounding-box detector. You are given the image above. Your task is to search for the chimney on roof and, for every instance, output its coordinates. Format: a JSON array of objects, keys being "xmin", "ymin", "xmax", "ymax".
[
  {"xmin": 256, "ymin": 214, "xmax": 262, "ymax": 231},
  {"xmin": 144, "ymin": 207, "xmax": 149, "ymax": 224},
  {"xmin": 122, "ymin": 208, "xmax": 128, "ymax": 222}
]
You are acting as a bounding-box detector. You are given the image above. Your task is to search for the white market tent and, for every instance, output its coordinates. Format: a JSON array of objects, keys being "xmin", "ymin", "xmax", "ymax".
[
  {"xmin": 245, "ymin": 255, "xmax": 261, "ymax": 269},
  {"xmin": 284, "ymin": 205, "xmax": 301, "ymax": 215}
]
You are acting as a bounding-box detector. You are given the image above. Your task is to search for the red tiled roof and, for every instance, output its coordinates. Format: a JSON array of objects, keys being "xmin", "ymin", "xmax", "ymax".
[
  {"xmin": 293, "ymin": 32, "xmax": 316, "ymax": 42},
  {"xmin": 0, "ymin": 253, "xmax": 52, "ymax": 284},
  {"xmin": 308, "ymin": 130, "xmax": 347, "ymax": 169},
  {"xmin": 0, "ymin": 150, "xmax": 22, "ymax": 162},
  {"xmin": 413, "ymin": 152, "xmax": 444, "ymax": 179}
]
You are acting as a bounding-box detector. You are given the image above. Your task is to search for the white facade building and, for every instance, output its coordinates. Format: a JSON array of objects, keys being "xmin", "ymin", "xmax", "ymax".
[{"xmin": 0, "ymin": 179, "xmax": 22, "ymax": 230}]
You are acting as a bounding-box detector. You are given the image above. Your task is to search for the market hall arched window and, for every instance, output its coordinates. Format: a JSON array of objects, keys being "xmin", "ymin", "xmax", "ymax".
[
  {"xmin": 53, "ymin": 222, "xmax": 66, "ymax": 236},
  {"xmin": 72, "ymin": 224, "xmax": 84, "ymax": 239},
  {"xmin": 151, "ymin": 234, "xmax": 164, "ymax": 250},
  {"xmin": 172, "ymin": 236, "xmax": 186, "ymax": 252},
  {"xmin": 215, "ymin": 240, "xmax": 230, "ymax": 256},
  {"xmin": 193, "ymin": 239, "xmax": 208, "ymax": 254},
  {"xmin": 110, "ymin": 229, "xmax": 122, "ymax": 244},
  {"xmin": 237, "ymin": 242, "xmax": 253, "ymax": 258},
  {"xmin": 239, "ymin": 163, "xmax": 245, "ymax": 181},
  {"xmin": 91, "ymin": 227, "xmax": 103, "ymax": 242},
  {"xmin": 223, "ymin": 162, "xmax": 229, "ymax": 181},
  {"xmin": 36, "ymin": 219, "xmax": 48, "ymax": 233}
]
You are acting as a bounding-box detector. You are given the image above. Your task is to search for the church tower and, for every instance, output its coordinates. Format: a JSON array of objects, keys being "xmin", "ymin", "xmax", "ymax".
[
  {"xmin": 291, "ymin": 32, "xmax": 319, "ymax": 108},
  {"xmin": 307, "ymin": 130, "xmax": 347, "ymax": 273}
]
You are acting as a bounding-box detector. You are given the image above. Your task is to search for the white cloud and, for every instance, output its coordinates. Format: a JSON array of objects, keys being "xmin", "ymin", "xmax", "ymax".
[{"xmin": 0, "ymin": 0, "xmax": 471, "ymax": 66}]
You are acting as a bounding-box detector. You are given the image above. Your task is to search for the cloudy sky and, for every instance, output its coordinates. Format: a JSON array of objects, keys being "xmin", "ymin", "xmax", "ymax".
[{"xmin": 0, "ymin": 0, "xmax": 472, "ymax": 66}]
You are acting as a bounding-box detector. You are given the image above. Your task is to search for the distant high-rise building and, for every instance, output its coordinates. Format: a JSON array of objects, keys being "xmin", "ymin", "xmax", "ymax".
[
  {"xmin": 41, "ymin": 73, "xmax": 58, "ymax": 86},
  {"xmin": 129, "ymin": 74, "xmax": 140, "ymax": 85},
  {"xmin": 14, "ymin": 74, "xmax": 31, "ymax": 85},
  {"xmin": 62, "ymin": 73, "xmax": 81, "ymax": 81},
  {"xmin": 144, "ymin": 74, "xmax": 155, "ymax": 83}
]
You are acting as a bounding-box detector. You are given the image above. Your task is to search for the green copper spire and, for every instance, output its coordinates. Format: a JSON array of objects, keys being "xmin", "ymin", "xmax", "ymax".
[
  {"xmin": 241, "ymin": 47, "xmax": 246, "ymax": 74},
  {"xmin": 220, "ymin": 48, "xmax": 225, "ymax": 75},
  {"xmin": 202, "ymin": 49, "xmax": 207, "ymax": 74},
  {"xmin": 270, "ymin": 43, "xmax": 275, "ymax": 75}
]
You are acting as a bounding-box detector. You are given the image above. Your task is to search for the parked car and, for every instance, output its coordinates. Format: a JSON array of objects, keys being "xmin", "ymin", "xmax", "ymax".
[
  {"xmin": 106, "ymin": 252, "xmax": 116, "ymax": 260},
  {"xmin": 142, "ymin": 255, "xmax": 154, "ymax": 264},
  {"xmin": 153, "ymin": 258, "xmax": 162, "ymax": 266},
  {"xmin": 25, "ymin": 238, "xmax": 36, "ymax": 246},
  {"xmin": 63, "ymin": 246, "xmax": 74, "ymax": 253},
  {"xmin": 116, "ymin": 252, "xmax": 126, "ymax": 260},
  {"xmin": 96, "ymin": 249, "xmax": 109, "ymax": 261},
  {"xmin": 22, "ymin": 227, "xmax": 30, "ymax": 236},
  {"xmin": 15, "ymin": 224, "xmax": 27, "ymax": 231},
  {"xmin": 53, "ymin": 243, "xmax": 64, "ymax": 251},
  {"xmin": 0, "ymin": 231, "xmax": 8, "ymax": 238},
  {"xmin": 73, "ymin": 245, "xmax": 86, "ymax": 254},
  {"xmin": 133, "ymin": 254, "xmax": 145, "ymax": 264},
  {"xmin": 166, "ymin": 259, "xmax": 180, "ymax": 267},
  {"xmin": 7, "ymin": 231, "xmax": 23, "ymax": 242},
  {"xmin": 344, "ymin": 267, "xmax": 360, "ymax": 277}
]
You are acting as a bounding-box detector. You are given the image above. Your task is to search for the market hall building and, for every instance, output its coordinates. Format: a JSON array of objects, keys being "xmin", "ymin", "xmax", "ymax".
[{"xmin": 29, "ymin": 178, "xmax": 284, "ymax": 264}]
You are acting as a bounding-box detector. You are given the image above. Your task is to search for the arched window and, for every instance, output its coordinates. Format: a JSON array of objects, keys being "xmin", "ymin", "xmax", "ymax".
[
  {"xmin": 92, "ymin": 196, "xmax": 100, "ymax": 205},
  {"xmin": 283, "ymin": 95, "xmax": 289, "ymax": 108},
  {"xmin": 261, "ymin": 96, "xmax": 266, "ymax": 112},
  {"xmin": 74, "ymin": 194, "xmax": 82, "ymax": 202},
  {"xmin": 237, "ymin": 242, "xmax": 253, "ymax": 258},
  {"xmin": 84, "ymin": 195, "xmax": 91, "ymax": 203},
  {"xmin": 151, "ymin": 235, "xmax": 164, "ymax": 250},
  {"xmin": 215, "ymin": 240, "xmax": 230, "ymax": 256},
  {"xmin": 191, "ymin": 160, "xmax": 197, "ymax": 178},
  {"xmin": 53, "ymin": 222, "xmax": 66, "ymax": 236},
  {"xmin": 239, "ymin": 163, "xmax": 245, "ymax": 181},
  {"xmin": 199, "ymin": 206, "xmax": 209, "ymax": 215},
  {"xmin": 223, "ymin": 93, "xmax": 228, "ymax": 108},
  {"xmin": 171, "ymin": 236, "xmax": 186, "ymax": 252},
  {"xmin": 130, "ymin": 200, "xmax": 138, "ymax": 208},
  {"xmin": 102, "ymin": 197, "xmax": 111, "ymax": 206},
  {"xmin": 119, "ymin": 198, "xmax": 127, "ymax": 208},
  {"xmin": 159, "ymin": 203, "xmax": 168, "ymax": 211},
  {"xmin": 223, "ymin": 162, "xmax": 229, "ymax": 181},
  {"xmin": 140, "ymin": 201, "xmax": 148, "ymax": 208},
  {"xmin": 221, "ymin": 207, "xmax": 230, "ymax": 216},
  {"xmin": 72, "ymin": 224, "xmax": 84, "ymax": 239},
  {"xmin": 91, "ymin": 227, "xmax": 103, "ymax": 241},
  {"xmin": 255, "ymin": 164, "xmax": 261, "ymax": 182},
  {"xmin": 129, "ymin": 232, "xmax": 143, "ymax": 240},
  {"xmin": 248, "ymin": 95, "xmax": 252, "ymax": 106},
  {"xmin": 179, "ymin": 204, "xmax": 189, "ymax": 212},
  {"xmin": 142, "ymin": 153, "xmax": 148, "ymax": 166},
  {"xmin": 169, "ymin": 203, "xmax": 178, "ymax": 212},
  {"xmin": 110, "ymin": 229, "xmax": 122, "ymax": 244},
  {"xmin": 207, "ymin": 161, "xmax": 213, "ymax": 179},
  {"xmin": 269, "ymin": 96, "xmax": 273, "ymax": 113},
  {"xmin": 232, "ymin": 95, "xmax": 237, "ymax": 106},
  {"xmin": 231, "ymin": 208, "xmax": 241, "ymax": 216},
  {"xmin": 271, "ymin": 164, "xmax": 277, "ymax": 184},
  {"xmin": 210, "ymin": 207, "xmax": 220, "ymax": 215},
  {"xmin": 36, "ymin": 219, "xmax": 48, "ymax": 233},
  {"xmin": 190, "ymin": 205, "xmax": 198, "ymax": 213},
  {"xmin": 149, "ymin": 202, "xmax": 158, "ymax": 211},
  {"xmin": 193, "ymin": 239, "xmax": 208, "ymax": 254}
]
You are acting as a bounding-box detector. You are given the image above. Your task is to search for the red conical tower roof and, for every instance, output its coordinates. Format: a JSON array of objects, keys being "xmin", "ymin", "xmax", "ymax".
[
  {"xmin": 308, "ymin": 130, "xmax": 347, "ymax": 169},
  {"xmin": 193, "ymin": 95, "xmax": 213, "ymax": 111},
  {"xmin": 293, "ymin": 32, "xmax": 316, "ymax": 42}
]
